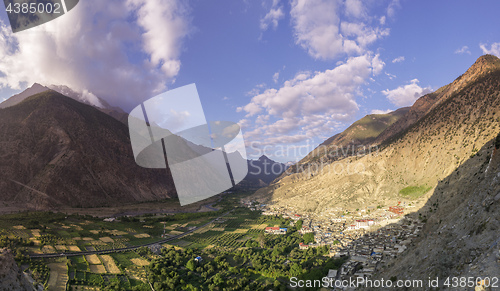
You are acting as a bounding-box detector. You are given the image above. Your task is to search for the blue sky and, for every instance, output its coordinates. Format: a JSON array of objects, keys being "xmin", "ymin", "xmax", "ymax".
[{"xmin": 0, "ymin": 0, "xmax": 499, "ymax": 162}]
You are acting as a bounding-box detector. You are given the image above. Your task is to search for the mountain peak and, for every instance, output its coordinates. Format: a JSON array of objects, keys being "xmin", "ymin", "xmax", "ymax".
[
  {"xmin": 462, "ymin": 54, "xmax": 500, "ymax": 79},
  {"xmin": 258, "ymin": 155, "xmax": 272, "ymax": 161},
  {"xmin": 474, "ymin": 54, "xmax": 500, "ymax": 65},
  {"xmin": 0, "ymin": 83, "xmax": 50, "ymax": 109}
]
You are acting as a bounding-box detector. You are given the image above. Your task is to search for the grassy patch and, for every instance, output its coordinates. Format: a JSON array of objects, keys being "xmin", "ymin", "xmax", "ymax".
[{"xmin": 399, "ymin": 185, "xmax": 432, "ymax": 199}]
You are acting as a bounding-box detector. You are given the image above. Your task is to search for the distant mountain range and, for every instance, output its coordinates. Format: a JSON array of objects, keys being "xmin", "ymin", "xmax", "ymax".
[{"xmin": 0, "ymin": 86, "xmax": 284, "ymax": 209}]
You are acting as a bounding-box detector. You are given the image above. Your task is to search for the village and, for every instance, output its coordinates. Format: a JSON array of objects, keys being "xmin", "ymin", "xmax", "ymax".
[{"xmin": 243, "ymin": 200, "xmax": 424, "ymax": 289}]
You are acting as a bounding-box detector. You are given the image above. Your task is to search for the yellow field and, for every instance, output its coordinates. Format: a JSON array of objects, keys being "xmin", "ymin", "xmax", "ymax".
[
  {"xmin": 55, "ymin": 245, "xmax": 67, "ymax": 251},
  {"xmin": 70, "ymin": 224, "xmax": 83, "ymax": 231},
  {"xmin": 108, "ymin": 230, "xmax": 128, "ymax": 235},
  {"xmin": 90, "ymin": 230, "xmax": 100, "ymax": 234},
  {"xmin": 211, "ymin": 227, "xmax": 225, "ymax": 232},
  {"xmin": 232, "ymin": 229, "xmax": 248, "ymax": 234},
  {"xmin": 13, "ymin": 225, "xmax": 26, "ymax": 229},
  {"xmin": 31, "ymin": 229, "xmax": 41, "ymax": 236},
  {"xmin": 89, "ymin": 264, "xmax": 106, "ymax": 274},
  {"xmin": 42, "ymin": 245, "xmax": 56, "ymax": 253},
  {"xmin": 168, "ymin": 231, "xmax": 183, "ymax": 235},
  {"xmin": 99, "ymin": 237, "xmax": 114, "ymax": 243},
  {"xmin": 68, "ymin": 246, "xmax": 81, "ymax": 252},
  {"xmin": 85, "ymin": 254, "xmax": 101, "ymax": 265},
  {"xmin": 134, "ymin": 233, "xmax": 151, "ymax": 238},
  {"xmin": 161, "ymin": 243, "xmax": 183, "ymax": 250},
  {"xmin": 250, "ymin": 223, "xmax": 268, "ymax": 229},
  {"xmin": 99, "ymin": 255, "xmax": 120, "ymax": 274},
  {"xmin": 131, "ymin": 258, "xmax": 150, "ymax": 266},
  {"xmin": 82, "ymin": 237, "xmax": 94, "ymax": 241},
  {"xmin": 47, "ymin": 262, "xmax": 68, "ymax": 291}
]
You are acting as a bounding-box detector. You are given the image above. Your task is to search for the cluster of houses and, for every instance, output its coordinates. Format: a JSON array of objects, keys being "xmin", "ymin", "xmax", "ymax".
[
  {"xmin": 346, "ymin": 219, "xmax": 375, "ymax": 230},
  {"xmin": 264, "ymin": 227, "xmax": 287, "ymax": 234},
  {"xmin": 328, "ymin": 217, "xmax": 423, "ymax": 285},
  {"xmin": 242, "ymin": 199, "xmax": 425, "ymax": 287}
]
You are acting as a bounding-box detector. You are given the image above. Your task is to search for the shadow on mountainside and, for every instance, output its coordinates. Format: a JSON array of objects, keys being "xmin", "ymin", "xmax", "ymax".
[{"xmin": 340, "ymin": 134, "xmax": 500, "ymax": 291}]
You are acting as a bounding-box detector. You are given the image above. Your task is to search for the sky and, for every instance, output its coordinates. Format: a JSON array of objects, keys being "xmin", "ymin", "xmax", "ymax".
[{"xmin": 0, "ymin": 0, "xmax": 499, "ymax": 162}]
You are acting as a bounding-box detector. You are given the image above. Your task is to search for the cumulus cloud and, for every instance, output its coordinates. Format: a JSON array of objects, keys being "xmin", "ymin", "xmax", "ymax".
[
  {"xmin": 260, "ymin": 0, "xmax": 285, "ymax": 31},
  {"xmin": 272, "ymin": 72, "xmax": 279, "ymax": 83},
  {"xmin": 392, "ymin": 56, "xmax": 404, "ymax": 63},
  {"xmin": 290, "ymin": 0, "xmax": 389, "ymax": 60},
  {"xmin": 382, "ymin": 79, "xmax": 432, "ymax": 107},
  {"xmin": 480, "ymin": 42, "xmax": 500, "ymax": 57},
  {"xmin": 371, "ymin": 109, "xmax": 393, "ymax": 114},
  {"xmin": 345, "ymin": 0, "xmax": 366, "ymax": 19},
  {"xmin": 0, "ymin": 0, "xmax": 192, "ymax": 111},
  {"xmin": 238, "ymin": 54, "xmax": 384, "ymax": 146},
  {"xmin": 387, "ymin": 0, "xmax": 400, "ymax": 18},
  {"xmin": 455, "ymin": 46, "xmax": 471, "ymax": 55}
]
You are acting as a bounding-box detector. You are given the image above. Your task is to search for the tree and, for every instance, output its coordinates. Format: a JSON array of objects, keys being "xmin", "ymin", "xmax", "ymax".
[
  {"xmin": 303, "ymin": 233, "xmax": 314, "ymax": 244},
  {"xmin": 186, "ymin": 259, "xmax": 196, "ymax": 271},
  {"xmin": 296, "ymin": 219, "xmax": 303, "ymax": 230},
  {"xmin": 257, "ymin": 233, "xmax": 266, "ymax": 248}
]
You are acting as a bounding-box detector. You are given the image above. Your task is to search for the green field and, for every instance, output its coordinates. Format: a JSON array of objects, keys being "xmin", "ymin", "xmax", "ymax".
[{"xmin": 399, "ymin": 185, "xmax": 433, "ymax": 199}]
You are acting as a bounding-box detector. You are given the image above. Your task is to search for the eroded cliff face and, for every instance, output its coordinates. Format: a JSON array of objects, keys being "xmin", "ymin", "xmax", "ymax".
[
  {"xmin": 0, "ymin": 248, "xmax": 34, "ymax": 291},
  {"xmin": 365, "ymin": 135, "xmax": 500, "ymax": 290}
]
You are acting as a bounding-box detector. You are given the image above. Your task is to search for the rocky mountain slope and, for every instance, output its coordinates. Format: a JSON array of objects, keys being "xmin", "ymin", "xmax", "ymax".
[
  {"xmin": 0, "ymin": 83, "xmax": 129, "ymax": 124},
  {"xmin": 251, "ymin": 55, "xmax": 500, "ymax": 214},
  {"xmin": 0, "ymin": 90, "xmax": 177, "ymax": 210},
  {"xmin": 293, "ymin": 107, "xmax": 409, "ymax": 170},
  {"xmin": 239, "ymin": 155, "xmax": 286, "ymax": 188},
  {"xmin": 365, "ymin": 134, "xmax": 500, "ymax": 290},
  {"xmin": 0, "ymin": 83, "xmax": 49, "ymax": 109},
  {"xmin": 0, "ymin": 248, "xmax": 34, "ymax": 291}
]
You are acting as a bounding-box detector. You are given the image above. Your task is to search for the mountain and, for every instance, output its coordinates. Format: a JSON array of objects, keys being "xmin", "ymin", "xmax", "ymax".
[
  {"xmin": 239, "ymin": 155, "xmax": 286, "ymax": 188},
  {"xmin": 375, "ymin": 54, "xmax": 500, "ymax": 146},
  {"xmin": 296, "ymin": 107, "xmax": 410, "ymax": 167},
  {"xmin": 0, "ymin": 90, "xmax": 177, "ymax": 210},
  {"xmin": 0, "ymin": 83, "xmax": 49, "ymax": 109},
  {"xmin": 251, "ymin": 55, "xmax": 500, "ymax": 214},
  {"xmin": 48, "ymin": 85, "xmax": 129, "ymax": 124},
  {"xmin": 0, "ymin": 83, "xmax": 129, "ymax": 124},
  {"xmin": 0, "ymin": 248, "xmax": 34, "ymax": 290},
  {"xmin": 365, "ymin": 133, "xmax": 500, "ymax": 288}
]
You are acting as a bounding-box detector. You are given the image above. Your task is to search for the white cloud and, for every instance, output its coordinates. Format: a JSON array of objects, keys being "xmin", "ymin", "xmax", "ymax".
[
  {"xmin": 385, "ymin": 72, "xmax": 396, "ymax": 80},
  {"xmin": 455, "ymin": 46, "xmax": 471, "ymax": 55},
  {"xmin": 382, "ymin": 79, "xmax": 433, "ymax": 107},
  {"xmin": 479, "ymin": 42, "xmax": 500, "ymax": 58},
  {"xmin": 260, "ymin": 0, "xmax": 285, "ymax": 31},
  {"xmin": 290, "ymin": 0, "xmax": 389, "ymax": 60},
  {"xmin": 0, "ymin": 0, "xmax": 191, "ymax": 111},
  {"xmin": 239, "ymin": 53, "xmax": 384, "ymax": 146},
  {"xmin": 392, "ymin": 56, "xmax": 405, "ymax": 63},
  {"xmin": 371, "ymin": 109, "xmax": 393, "ymax": 114},
  {"xmin": 272, "ymin": 72, "xmax": 280, "ymax": 83},
  {"xmin": 387, "ymin": 0, "xmax": 400, "ymax": 18},
  {"xmin": 379, "ymin": 16, "xmax": 386, "ymax": 25},
  {"xmin": 345, "ymin": 0, "xmax": 366, "ymax": 19}
]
